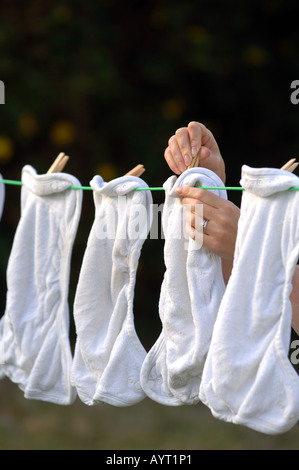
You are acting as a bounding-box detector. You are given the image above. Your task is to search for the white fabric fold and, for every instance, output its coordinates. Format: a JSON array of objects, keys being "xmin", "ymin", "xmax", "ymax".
[
  {"xmin": 199, "ymin": 165, "xmax": 299, "ymax": 434},
  {"xmin": 0, "ymin": 165, "xmax": 82, "ymax": 404},
  {"xmin": 0, "ymin": 173, "xmax": 5, "ymax": 375},
  {"xmin": 71, "ymin": 175, "xmax": 153, "ymax": 406},
  {"xmin": 140, "ymin": 168, "xmax": 227, "ymax": 406}
]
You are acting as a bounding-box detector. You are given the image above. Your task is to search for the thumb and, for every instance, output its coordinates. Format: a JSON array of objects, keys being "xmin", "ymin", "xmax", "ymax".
[
  {"xmin": 176, "ymin": 186, "xmax": 199, "ymax": 198},
  {"xmin": 197, "ymin": 146, "xmax": 211, "ymax": 161}
]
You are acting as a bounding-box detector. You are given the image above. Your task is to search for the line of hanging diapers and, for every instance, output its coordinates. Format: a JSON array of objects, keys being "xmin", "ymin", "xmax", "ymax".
[{"xmin": 0, "ymin": 163, "xmax": 299, "ymax": 437}]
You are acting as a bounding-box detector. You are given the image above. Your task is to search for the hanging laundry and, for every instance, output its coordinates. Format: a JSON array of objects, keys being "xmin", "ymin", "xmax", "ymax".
[
  {"xmin": 140, "ymin": 168, "xmax": 227, "ymax": 406},
  {"xmin": 0, "ymin": 174, "xmax": 5, "ymax": 374},
  {"xmin": 0, "ymin": 174, "xmax": 5, "ymax": 221},
  {"xmin": 71, "ymin": 174, "xmax": 153, "ymax": 406},
  {"xmin": 0, "ymin": 165, "xmax": 82, "ymax": 405},
  {"xmin": 199, "ymin": 165, "xmax": 299, "ymax": 434}
]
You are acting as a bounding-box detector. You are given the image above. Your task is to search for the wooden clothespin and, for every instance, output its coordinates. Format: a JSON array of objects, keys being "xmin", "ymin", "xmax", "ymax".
[
  {"xmin": 125, "ymin": 164, "xmax": 145, "ymax": 177},
  {"xmin": 187, "ymin": 154, "xmax": 200, "ymax": 170},
  {"xmin": 47, "ymin": 152, "xmax": 70, "ymax": 174},
  {"xmin": 280, "ymin": 158, "xmax": 299, "ymax": 173}
]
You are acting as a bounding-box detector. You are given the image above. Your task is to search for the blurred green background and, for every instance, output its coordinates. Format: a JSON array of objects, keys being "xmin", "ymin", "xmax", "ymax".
[{"xmin": 1, "ymin": 0, "xmax": 299, "ymax": 450}]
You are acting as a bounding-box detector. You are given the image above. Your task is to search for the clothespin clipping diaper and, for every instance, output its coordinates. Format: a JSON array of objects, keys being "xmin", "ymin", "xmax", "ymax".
[
  {"xmin": 280, "ymin": 158, "xmax": 299, "ymax": 173},
  {"xmin": 125, "ymin": 164, "xmax": 145, "ymax": 177},
  {"xmin": 47, "ymin": 152, "xmax": 70, "ymax": 174},
  {"xmin": 187, "ymin": 154, "xmax": 200, "ymax": 170}
]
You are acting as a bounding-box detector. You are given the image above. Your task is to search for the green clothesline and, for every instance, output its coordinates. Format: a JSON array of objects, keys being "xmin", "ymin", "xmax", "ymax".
[{"xmin": 0, "ymin": 179, "xmax": 299, "ymax": 191}]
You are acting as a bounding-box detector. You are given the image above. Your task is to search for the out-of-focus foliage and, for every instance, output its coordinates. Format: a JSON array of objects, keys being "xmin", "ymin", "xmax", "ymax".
[
  {"xmin": 1, "ymin": 376, "xmax": 299, "ymax": 450},
  {"xmin": 0, "ymin": 0, "xmax": 299, "ymax": 342}
]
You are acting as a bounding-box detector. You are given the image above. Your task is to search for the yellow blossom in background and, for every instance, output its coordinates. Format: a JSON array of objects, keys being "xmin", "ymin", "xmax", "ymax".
[
  {"xmin": 0, "ymin": 135, "xmax": 14, "ymax": 163},
  {"xmin": 19, "ymin": 113, "xmax": 38, "ymax": 137},
  {"xmin": 95, "ymin": 162, "xmax": 118, "ymax": 181},
  {"xmin": 185, "ymin": 26, "xmax": 210, "ymax": 45},
  {"xmin": 242, "ymin": 45, "xmax": 269, "ymax": 67},
  {"xmin": 52, "ymin": 5, "xmax": 72, "ymax": 23},
  {"xmin": 161, "ymin": 98, "xmax": 185, "ymax": 120},
  {"xmin": 50, "ymin": 121, "xmax": 76, "ymax": 146},
  {"xmin": 150, "ymin": 6, "xmax": 168, "ymax": 28}
]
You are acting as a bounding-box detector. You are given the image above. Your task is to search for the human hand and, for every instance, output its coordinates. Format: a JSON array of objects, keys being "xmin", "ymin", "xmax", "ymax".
[
  {"xmin": 176, "ymin": 186, "xmax": 240, "ymax": 261},
  {"xmin": 164, "ymin": 121, "xmax": 226, "ymax": 183}
]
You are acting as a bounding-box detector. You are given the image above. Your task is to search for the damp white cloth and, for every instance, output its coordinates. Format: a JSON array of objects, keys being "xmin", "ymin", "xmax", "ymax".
[
  {"xmin": 140, "ymin": 168, "xmax": 227, "ymax": 406},
  {"xmin": 0, "ymin": 165, "xmax": 82, "ymax": 404},
  {"xmin": 71, "ymin": 175, "xmax": 153, "ymax": 406},
  {"xmin": 0, "ymin": 174, "xmax": 5, "ymax": 374},
  {"xmin": 199, "ymin": 165, "xmax": 299, "ymax": 434}
]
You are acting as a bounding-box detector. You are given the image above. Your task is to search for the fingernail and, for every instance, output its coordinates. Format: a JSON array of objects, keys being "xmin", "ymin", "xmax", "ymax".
[
  {"xmin": 179, "ymin": 161, "xmax": 186, "ymax": 172},
  {"xmin": 192, "ymin": 146, "xmax": 199, "ymax": 157},
  {"xmin": 176, "ymin": 187, "xmax": 182, "ymax": 194},
  {"xmin": 184, "ymin": 154, "xmax": 192, "ymax": 165}
]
